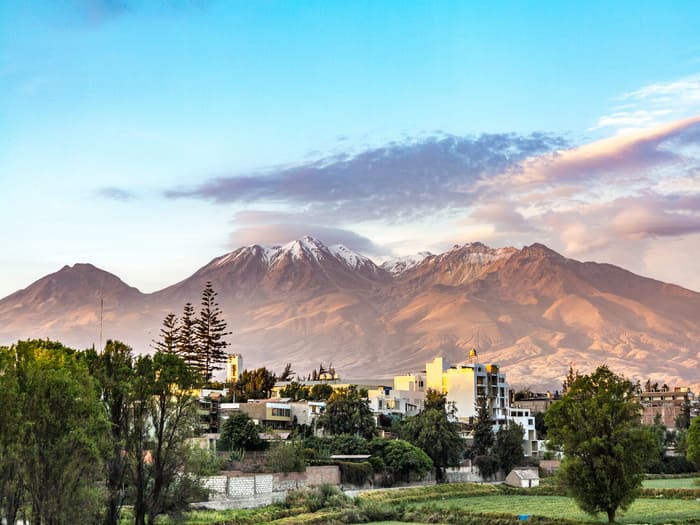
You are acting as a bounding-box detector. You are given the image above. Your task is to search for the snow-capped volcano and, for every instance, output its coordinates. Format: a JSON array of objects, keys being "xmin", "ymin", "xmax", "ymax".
[{"xmin": 3, "ymin": 237, "xmax": 700, "ymax": 390}]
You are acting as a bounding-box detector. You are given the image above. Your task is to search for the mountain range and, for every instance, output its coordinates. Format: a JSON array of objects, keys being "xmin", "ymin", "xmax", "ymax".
[{"xmin": 1, "ymin": 236, "xmax": 699, "ymax": 390}]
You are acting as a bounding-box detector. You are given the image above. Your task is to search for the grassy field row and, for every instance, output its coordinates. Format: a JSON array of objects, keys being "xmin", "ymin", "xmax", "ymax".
[
  {"xmin": 642, "ymin": 477, "xmax": 700, "ymax": 489},
  {"xmin": 151, "ymin": 480, "xmax": 700, "ymax": 524}
]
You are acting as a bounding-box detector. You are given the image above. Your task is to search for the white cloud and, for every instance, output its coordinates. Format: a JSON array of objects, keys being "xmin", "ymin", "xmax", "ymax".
[{"xmin": 594, "ymin": 73, "xmax": 700, "ymax": 133}]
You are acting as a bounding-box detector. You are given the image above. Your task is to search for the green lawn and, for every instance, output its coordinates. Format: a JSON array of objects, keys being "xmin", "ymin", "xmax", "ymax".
[
  {"xmin": 413, "ymin": 494, "xmax": 700, "ymax": 524},
  {"xmin": 642, "ymin": 477, "xmax": 700, "ymax": 489}
]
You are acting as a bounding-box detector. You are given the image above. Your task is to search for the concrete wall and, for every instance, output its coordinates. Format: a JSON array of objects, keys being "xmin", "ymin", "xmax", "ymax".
[{"xmin": 202, "ymin": 466, "xmax": 340, "ymax": 500}]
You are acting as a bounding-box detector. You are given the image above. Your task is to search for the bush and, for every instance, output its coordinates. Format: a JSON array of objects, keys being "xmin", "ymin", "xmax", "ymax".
[
  {"xmin": 475, "ymin": 454, "xmax": 500, "ymax": 479},
  {"xmin": 266, "ymin": 443, "xmax": 306, "ymax": 473},
  {"xmin": 330, "ymin": 433, "xmax": 369, "ymax": 455},
  {"xmin": 284, "ymin": 485, "xmax": 351, "ymax": 513},
  {"xmin": 339, "ymin": 461, "xmax": 373, "ymax": 486},
  {"xmin": 646, "ymin": 455, "xmax": 697, "ymax": 474}
]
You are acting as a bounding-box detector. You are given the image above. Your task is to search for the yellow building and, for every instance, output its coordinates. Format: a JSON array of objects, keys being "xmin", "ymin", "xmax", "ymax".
[{"xmin": 425, "ymin": 352, "xmax": 509, "ymax": 424}]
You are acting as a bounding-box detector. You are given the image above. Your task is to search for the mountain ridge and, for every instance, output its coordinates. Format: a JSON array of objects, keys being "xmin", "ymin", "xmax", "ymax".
[{"xmin": 1, "ymin": 237, "xmax": 699, "ymax": 390}]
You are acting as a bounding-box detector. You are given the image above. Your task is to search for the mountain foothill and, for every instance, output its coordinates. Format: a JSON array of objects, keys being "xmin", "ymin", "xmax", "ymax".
[{"xmin": 1, "ymin": 236, "xmax": 699, "ymax": 390}]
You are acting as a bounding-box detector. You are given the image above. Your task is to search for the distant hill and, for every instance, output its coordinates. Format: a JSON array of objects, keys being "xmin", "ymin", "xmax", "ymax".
[{"xmin": 2, "ymin": 236, "xmax": 699, "ymax": 390}]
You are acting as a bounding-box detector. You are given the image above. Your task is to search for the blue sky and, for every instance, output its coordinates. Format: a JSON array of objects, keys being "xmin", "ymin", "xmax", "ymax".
[{"xmin": 2, "ymin": 0, "xmax": 700, "ymax": 297}]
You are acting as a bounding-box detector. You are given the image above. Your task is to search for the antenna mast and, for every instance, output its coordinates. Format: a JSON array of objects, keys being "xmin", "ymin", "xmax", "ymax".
[{"xmin": 99, "ymin": 293, "xmax": 103, "ymax": 351}]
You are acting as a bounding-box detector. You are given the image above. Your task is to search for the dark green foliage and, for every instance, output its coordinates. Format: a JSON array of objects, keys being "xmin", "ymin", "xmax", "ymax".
[
  {"xmin": 400, "ymin": 406, "xmax": 463, "ymax": 482},
  {"xmin": 280, "ymin": 381, "xmax": 309, "ymax": 400},
  {"xmin": 309, "ymin": 383, "xmax": 333, "ymax": 401},
  {"xmin": 0, "ymin": 344, "xmax": 23, "ymax": 524},
  {"xmin": 688, "ymin": 416, "xmax": 700, "ymax": 469},
  {"xmin": 153, "ymin": 313, "xmax": 180, "ymax": 354},
  {"xmin": 338, "ymin": 461, "xmax": 373, "ymax": 486},
  {"xmin": 534, "ymin": 411, "xmax": 548, "ymax": 439},
  {"xmin": 475, "ymin": 454, "xmax": 500, "ymax": 479},
  {"xmin": 266, "ymin": 444, "xmax": 306, "ymax": 473},
  {"xmin": 178, "ymin": 302, "xmax": 199, "ymax": 370},
  {"xmin": 309, "ymin": 383, "xmax": 334, "ymax": 400},
  {"xmin": 676, "ymin": 400, "xmax": 692, "ymax": 429},
  {"xmin": 494, "ymin": 422, "xmax": 524, "ymax": 475},
  {"xmin": 382, "ymin": 439, "xmax": 433, "ymax": 481},
  {"xmin": 90, "ymin": 340, "xmax": 136, "ymax": 525},
  {"xmin": 131, "ymin": 351, "xmax": 202, "ymax": 525},
  {"xmin": 424, "ymin": 388, "xmax": 447, "ymax": 410},
  {"xmin": 219, "ymin": 412, "xmax": 262, "ymax": 452},
  {"xmin": 279, "ymin": 362, "xmax": 295, "ymax": 381},
  {"xmin": 231, "ymin": 367, "xmax": 277, "ymax": 401},
  {"xmin": 196, "ymin": 281, "xmax": 232, "ymax": 380},
  {"xmin": 330, "ymin": 433, "xmax": 369, "ymax": 455},
  {"xmin": 545, "ymin": 365, "xmax": 657, "ymax": 523},
  {"xmin": 471, "ymin": 396, "xmax": 494, "ymax": 457},
  {"xmin": 317, "ymin": 386, "xmax": 375, "ymax": 439}
]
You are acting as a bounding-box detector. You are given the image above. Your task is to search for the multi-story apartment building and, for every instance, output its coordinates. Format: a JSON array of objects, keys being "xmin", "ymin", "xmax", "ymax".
[
  {"xmin": 425, "ymin": 351, "xmax": 509, "ymax": 425},
  {"xmin": 636, "ymin": 386, "xmax": 697, "ymax": 428}
]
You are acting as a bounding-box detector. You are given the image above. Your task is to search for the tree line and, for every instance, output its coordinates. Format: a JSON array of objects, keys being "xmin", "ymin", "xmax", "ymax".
[{"xmin": 0, "ymin": 339, "xmax": 214, "ymax": 525}]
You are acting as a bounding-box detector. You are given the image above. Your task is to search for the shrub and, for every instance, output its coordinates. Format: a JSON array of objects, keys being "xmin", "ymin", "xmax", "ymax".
[
  {"xmin": 475, "ymin": 454, "xmax": 500, "ymax": 479},
  {"xmin": 266, "ymin": 443, "xmax": 306, "ymax": 473},
  {"xmin": 339, "ymin": 461, "xmax": 373, "ymax": 486}
]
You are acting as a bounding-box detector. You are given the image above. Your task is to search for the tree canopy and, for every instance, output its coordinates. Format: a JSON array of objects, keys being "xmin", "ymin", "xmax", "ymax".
[
  {"xmin": 545, "ymin": 365, "xmax": 657, "ymax": 523},
  {"xmin": 317, "ymin": 386, "xmax": 375, "ymax": 439},
  {"xmin": 400, "ymin": 403, "xmax": 463, "ymax": 482}
]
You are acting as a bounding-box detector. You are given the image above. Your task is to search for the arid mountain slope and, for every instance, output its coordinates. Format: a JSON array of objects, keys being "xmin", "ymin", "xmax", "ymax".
[{"xmin": 1, "ymin": 238, "xmax": 698, "ymax": 389}]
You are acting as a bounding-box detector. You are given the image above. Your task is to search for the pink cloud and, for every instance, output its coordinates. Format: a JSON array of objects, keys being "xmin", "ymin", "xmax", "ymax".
[{"xmin": 511, "ymin": 115, "xmax": 700, "ymax": 186}]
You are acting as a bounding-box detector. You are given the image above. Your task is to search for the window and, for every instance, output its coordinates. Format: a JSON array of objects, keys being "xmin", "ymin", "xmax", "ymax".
[{"xmin": 271, "ymin": 407, "xmax": 291, "ymax": 418}]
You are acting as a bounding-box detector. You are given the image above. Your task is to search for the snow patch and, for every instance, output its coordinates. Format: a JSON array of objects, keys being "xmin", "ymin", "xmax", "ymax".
[{"xmin": 381, "ymin": 252, "xmax": 433, "ymax": 275}]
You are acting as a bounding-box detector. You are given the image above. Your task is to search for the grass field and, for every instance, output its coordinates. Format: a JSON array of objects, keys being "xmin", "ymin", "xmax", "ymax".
[
  {"xmin": 642, "ymin": 477, "xmax": 700, "ymax": 489},
  {"xmin": 413, "ymin": 494, "xmax": 700, "ymax": 524}
]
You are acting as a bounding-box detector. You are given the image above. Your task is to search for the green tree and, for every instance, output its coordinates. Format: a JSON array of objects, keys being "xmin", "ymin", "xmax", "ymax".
[
  {"xmin": 5, "ymin": 340, "xmax": 109, "ymax": 525},
  {"xmin": 400, "ymin": 406, "xmax": 463, "ymax": 482},
  {"xmin": 266, "ymin": 444, "xmax": 305, "ymax": 473},
  {"xmin": 153, "ymin": 313, "xmax": 180, "ymax": 354},
  {"xmin": 308, "ymin": 383, "xmax": 333, "ymax": 400},
  {"xmin": 279, "ymin": 381, "xmax": 310, "ymax": 401},
  {"xmin": 687, "ymin": 417, "xmax": 700, "ymax": 469},
  {"xmin": 178, "ymin": 302, "xmax": 199, "ymax": 370},
  {"xmin": 196, "ymin": 281, "xmax": 232, "ymax": 381},
  {"xmin": 424, "ymin": 388, "xmax": 447, "ymax": 411},
  {"xmin": 382, "ymin": 439, "xmax": 433, "ymax": 482},
  {"xmin": 131, "ymin": 352, "xmax": 201, "ymax": 525},
  {"xmin": 219, "ymin": 412, "xmax": 262, "ymax": 452},
  {"xmin": 545, "ymin": 365, "xmax": 657, "ymax": 523},
  {"xmin": 231, "ymin": 367, "xmax": 277, "ymax": 401},
  {"xmin": 317, "ymin": 386, "xmax": 375, "ymax": 439},
  {"xmin": 278, "ymin": 362, "xmax": 295, "ymax": 381},
  {"xmin": 675, "ymin": 400, "xmax": 692, "ymax": 430},
  {"xmin": 0, "ymin": 345, "xmax": 23, "ymax": 524},
  {"xmin": 494, "ymin": 422, "xmax": 524, "ymax": 474},
  {"xmin": 87, "ymin": 340, "xmax": 136, "ymax": 525},
  {"xmin": 471, "ymin": 396, "xmax": 494, "ymax": 457}
]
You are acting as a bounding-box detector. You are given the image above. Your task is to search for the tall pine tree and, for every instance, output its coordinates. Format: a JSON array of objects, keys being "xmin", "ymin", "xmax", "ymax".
[
  {"xmin": 195, "ymin": 282, "xmax": 231, "ymax": 381},
  {"xmin": 153, "ymin": 313, "xmax": 180, "ymax": 354},
  {"xmin": 178, "ymin": 302, "xmax": 200, "ymax": 372}
]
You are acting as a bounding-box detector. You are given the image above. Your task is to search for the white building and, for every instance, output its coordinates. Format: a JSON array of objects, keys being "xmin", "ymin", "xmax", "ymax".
[{"xmin": 507, "ymin": 407, "xmax": 541, "ymax": 457}]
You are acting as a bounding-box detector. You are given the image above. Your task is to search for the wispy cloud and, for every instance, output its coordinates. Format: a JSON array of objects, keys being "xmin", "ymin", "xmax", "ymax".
[
  {"xmin": 97, "ymin": 186, "xmax": 135, "ymax": 201},
  {"xmin": 593, "ymin": 73, "xmax": 700, "ymax": 133}
]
